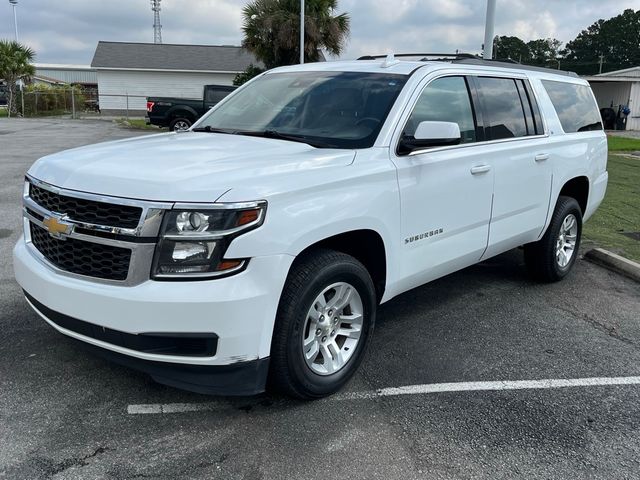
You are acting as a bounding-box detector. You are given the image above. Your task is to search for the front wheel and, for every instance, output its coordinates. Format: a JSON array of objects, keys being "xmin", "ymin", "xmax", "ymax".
[
  {"xmin": 524, "ymin": 196, "xmax": 583, "ymax": 282},
  {"xmin": 269, "ymin": 249, "xmax": 376, "ymax": 399}
]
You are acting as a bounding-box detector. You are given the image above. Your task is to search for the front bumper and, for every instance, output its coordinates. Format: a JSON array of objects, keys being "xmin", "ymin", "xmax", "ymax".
[
  {"xmin": 14, "ymin": 237, "xmax": 293, "ymax": 393},
  {"xmin": 27, "ymin": 291, "xmax": 270, "ymax": 395}
]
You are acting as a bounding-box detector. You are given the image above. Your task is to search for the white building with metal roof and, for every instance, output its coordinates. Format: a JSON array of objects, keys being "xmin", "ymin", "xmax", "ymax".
[
  {"xmin": 33, "ymin": 64, "xmax": 98, "ymax": 87},
  {"xmin": 583, "ymin": 66, "xmax": 640, "ymax": 131},
  {"xmin": 91, "ymin": 41, "xmax": 262, "ymax": 115}
]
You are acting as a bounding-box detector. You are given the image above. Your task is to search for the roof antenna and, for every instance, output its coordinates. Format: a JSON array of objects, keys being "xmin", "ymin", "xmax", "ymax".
[{"xmin": 381, "ymin": 53, "xmax": 399, "ymax": 68}]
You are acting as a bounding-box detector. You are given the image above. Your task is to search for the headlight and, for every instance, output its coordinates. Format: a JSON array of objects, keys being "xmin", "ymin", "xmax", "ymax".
[{"xmin": 152, "ymin": 201, "xmax": 266, "ymax": 280}]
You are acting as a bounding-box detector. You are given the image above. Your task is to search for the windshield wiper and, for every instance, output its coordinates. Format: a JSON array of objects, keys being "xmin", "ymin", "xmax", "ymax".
[
  {"xmin": 240, "ymin": 130, "xmax": 335, "ymax": 148},
  {"xmin": 191, "ymin": 126, "xmax": 237, "ymax": 134}
]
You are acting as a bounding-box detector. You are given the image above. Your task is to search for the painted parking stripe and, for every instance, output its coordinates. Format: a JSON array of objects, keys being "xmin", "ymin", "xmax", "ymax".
[
  {"xmin": 127, "ymin": 402, "xmax": 225, "ymax": 415},
  {"xmin": 347, "ymin": 376, "xmax": 640, "ymax": 399},
  {"xmin": 127, "ymin": 376, "xmax": 640, "ymax": 414}
]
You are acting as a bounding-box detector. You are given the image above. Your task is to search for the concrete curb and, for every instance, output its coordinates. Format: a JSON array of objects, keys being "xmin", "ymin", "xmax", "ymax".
[{"xmin": 585, "ymin": 248, "xmax": 640, "ymax": 283}]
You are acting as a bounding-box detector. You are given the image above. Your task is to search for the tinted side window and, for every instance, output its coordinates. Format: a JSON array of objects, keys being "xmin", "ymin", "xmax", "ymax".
[
  {"xmin": 404, "ymin": 76, "xmax": 477, "ymax": 144},
  {"xmin": 523, "ymin": 80, "xmax": 543, "ymax": 135},
  {"xmin": 541, "ymin": 80, "xmax": 603, "ymax": 133},
  {"xmin": 515, "ymin": 80, "xmax": 535, "ymax": 135},
  {"xmin": 476, "ymin": 77, "xmax": 528, "ymax": 140}
]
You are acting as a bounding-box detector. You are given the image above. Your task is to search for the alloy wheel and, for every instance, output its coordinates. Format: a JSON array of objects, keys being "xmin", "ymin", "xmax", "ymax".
[
  {"xmin": 556, "ymin": 213, "xmax": 578, "ymax": 268},
  {"xmin": 301, "ymin": 282, "xmax": 364, "ymax": 376}
]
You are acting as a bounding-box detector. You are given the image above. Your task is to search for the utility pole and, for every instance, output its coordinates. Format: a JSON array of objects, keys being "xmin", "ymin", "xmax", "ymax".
[
  {"xmin": 599, "ymin": 55, "xmax": 605, "ymax": 74},
  {"xmin": 9, "ymin": 0, "xmax": 22, "ymax": 118},
  {"xmin": 483, "ymin": 0, "xmax": 496, "ymax": 59},
  {"xmin": 300, "ymin": 0, "xmax": 305, "ymax": 64},
  {"xmin": 9, "ymin": 0, "xmax": 19, "ymax": 42}
]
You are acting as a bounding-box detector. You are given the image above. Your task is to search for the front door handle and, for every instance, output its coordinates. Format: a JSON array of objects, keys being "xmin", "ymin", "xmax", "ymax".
[
  {"xmin": 535, "ymin": 153, "xmax": 550, "ymax": 162},
  {"xmin": 470, "ymin": 165, "xmax": 491, "ymax": 175}
]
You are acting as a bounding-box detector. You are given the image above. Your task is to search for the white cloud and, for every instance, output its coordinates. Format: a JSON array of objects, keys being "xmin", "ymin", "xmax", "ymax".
[{"xmin": 0, "ymin": 0, "xmax": 637, "ymax": 64}]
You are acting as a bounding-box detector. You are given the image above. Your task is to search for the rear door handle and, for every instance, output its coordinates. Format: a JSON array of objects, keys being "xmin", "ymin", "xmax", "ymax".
[
  {"xmin": 470, "ymin": 165, "xmax": 491, "ymax": 175},
  {"xmin": 535, "ymin": 153, "xmax": 550, "ymax": 162}
]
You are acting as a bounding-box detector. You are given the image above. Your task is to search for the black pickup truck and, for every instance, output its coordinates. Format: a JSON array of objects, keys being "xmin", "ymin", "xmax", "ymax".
[{"xmin": 146, "ymin": 84, "xmax": 237, "ymax": 131}]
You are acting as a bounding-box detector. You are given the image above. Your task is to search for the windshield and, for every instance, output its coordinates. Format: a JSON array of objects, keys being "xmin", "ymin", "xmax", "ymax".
[{"xmin": 195, "ymin": 71, "xmax": 408, "ymax": 149}]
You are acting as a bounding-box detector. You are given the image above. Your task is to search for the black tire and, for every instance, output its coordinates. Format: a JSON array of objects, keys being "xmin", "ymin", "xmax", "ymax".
[
  {"xmin": 524, "ymin": 196, "xmax": 583, "ymax": 282},
  {"xmin": 269, "ymin": 249, "xmax": 376, "ymax": 399},
  {"xmin": 169, "ymin": 117, "xmax": 192, "ymax": 131}
]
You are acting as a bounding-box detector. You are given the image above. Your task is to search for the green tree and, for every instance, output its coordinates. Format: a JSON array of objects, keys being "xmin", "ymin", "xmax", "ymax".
[
  {"xmin": 564, "ymin": 9, "xmax": 640, "ymax": 73},
  {"xmin": 0, "ymin": 40, "xmax": 35, "ymax": 117},
  {"xmin": 233, "ymin": 64, "xmax": 266, "ymax": 86},
  {"xmin": 526, "ymin": 38, "xmax": 562, "ymax": 67},
  {"xmin": 494, "ymin": 35, "xmax": 530, "ymax": 62},
  {"xmin": 241, "ymin": 0, "xmax": 350, "ymax": 69}
]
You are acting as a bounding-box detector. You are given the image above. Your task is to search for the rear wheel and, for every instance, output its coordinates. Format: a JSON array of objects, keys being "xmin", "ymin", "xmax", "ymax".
[
  {"xmin": 524, "ymin": 196, "xmax": 582, "ymax": 282},
  {"xmin": 269, "ymin": 249, "xmax": 376, "ymax": 399},
  {"xmin": 169, "ymin": 117, "xmax": 192, "ymax": 132}
]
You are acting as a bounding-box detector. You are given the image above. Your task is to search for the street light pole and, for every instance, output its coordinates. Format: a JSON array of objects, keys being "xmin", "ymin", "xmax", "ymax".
[
  {"xmin": 9, "ymin": 0, "xmax": 19, "ymax": 42},
  {"xmin": 483, "ymin": 0, "xmax": 496, "ymax": 59},
  {"xmin": 300, "ymin": 0, "xmax": 305, "ymax": 64}
]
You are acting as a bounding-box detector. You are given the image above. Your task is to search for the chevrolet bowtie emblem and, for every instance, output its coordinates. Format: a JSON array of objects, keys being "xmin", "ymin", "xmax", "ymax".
[{"xmin": 43, "ymin": 216, "xmax": 72, "ymax": 237}]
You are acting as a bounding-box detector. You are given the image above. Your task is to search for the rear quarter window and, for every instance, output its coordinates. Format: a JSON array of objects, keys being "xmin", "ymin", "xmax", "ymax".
[
  {"xmin": 205, "ymin": 88, "xmax": 234, "ymax": 104},
  {"xmin": 541, "ymin": 80, "xmax": 602, "ymax": 133}
]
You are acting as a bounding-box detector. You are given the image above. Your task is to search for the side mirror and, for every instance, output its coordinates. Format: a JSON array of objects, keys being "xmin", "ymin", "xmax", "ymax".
[{"xmin": 399, "ymin": 121, "xmax": 461, "ymax": 154}]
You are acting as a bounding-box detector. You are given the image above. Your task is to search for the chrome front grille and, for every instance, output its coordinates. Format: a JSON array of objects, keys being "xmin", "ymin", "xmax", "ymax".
[
  {"xmin": 29, "ymin": 183, "xmax": 143, "ymax": 229},
  {"xmin": 23, "ymin": 177, "xmax": 172, "ymax": 285},
  {"xmin": 30, "ymin": 222, "xmax": 132, "ymax": 281}
]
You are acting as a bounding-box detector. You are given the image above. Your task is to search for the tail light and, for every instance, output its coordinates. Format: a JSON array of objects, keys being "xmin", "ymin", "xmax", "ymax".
[{"xmin": 146, "ymin": 101, "xmax": 155, "ymax": 113}]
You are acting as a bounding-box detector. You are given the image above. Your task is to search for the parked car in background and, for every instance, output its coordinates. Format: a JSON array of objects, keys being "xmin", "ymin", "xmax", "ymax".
[
  {"xmin": 15, "ymin": 55, "xmax": 607, "ymax": 399},
  {"xmin": 146, "ymin": 84, "xmax": 237, "ymax": 131},
  {"xmin": 0, "ymin": 83, "xmax": 8, "ymax": 106}
]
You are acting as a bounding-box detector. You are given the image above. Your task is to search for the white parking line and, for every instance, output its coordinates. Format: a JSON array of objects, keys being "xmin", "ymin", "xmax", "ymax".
[
  {"xmin": 346, "ymin": 376, "xmax": 640, "ymax": 399},
  {"xmin": 127, "ymin": 402, "xmax": 224, "ymax": 415},
  {"xmin": 127, "ymin": 376, "xmax": 640, "ymax": 414}
]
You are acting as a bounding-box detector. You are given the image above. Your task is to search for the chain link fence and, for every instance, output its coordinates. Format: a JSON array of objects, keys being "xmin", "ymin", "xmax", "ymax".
[
  {"xmin": 3, "ymin": 87, "xmax": 93, "ymax": 118},
  {"xmin": 93, "ymin": 93, "xmax": 149, "ymax": 118},
  {"xmin": 1, "ymin": 86, "xmax": 101, "ymax": 118},
  {"xmin": 3, "ymin": 89, "xmax": 152, "ymax": 119}
]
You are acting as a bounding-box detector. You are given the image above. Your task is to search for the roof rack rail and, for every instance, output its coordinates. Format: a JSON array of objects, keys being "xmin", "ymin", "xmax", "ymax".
[
  {"xmin": 357, "ymin": 53, "xmax": 480, "ymax": 61},
  {"xmin": 356, "ymin": 53, "xmax": 579, "ymax": 78},
  {"xmin": 453, "ymin": 58, "xmax": 579, "ymax": 78}
]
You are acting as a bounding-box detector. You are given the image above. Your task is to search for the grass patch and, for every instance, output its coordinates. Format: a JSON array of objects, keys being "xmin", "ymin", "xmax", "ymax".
[
  {"xmin": 0, "ymin": 107, "xmax": 7, "ymax": 117},
  {"xmin": 115, "ymin": 118, "xmax": 164, "ymax": 131},
  {"xmin": 583, "ymin": 154, "xmax": 640, "ymax": 262},
  {"xmin": 607, "ymin": 135, "xmax": 640, "ymax": 152}
]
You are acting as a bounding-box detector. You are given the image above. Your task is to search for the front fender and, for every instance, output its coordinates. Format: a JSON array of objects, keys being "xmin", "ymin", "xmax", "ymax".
[{"xmin": 219, "ymin": 149, "xmax": 402, "ymax": 296}]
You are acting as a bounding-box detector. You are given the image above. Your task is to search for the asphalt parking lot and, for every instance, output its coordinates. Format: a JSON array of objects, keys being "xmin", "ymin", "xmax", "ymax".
[{"xmin": 1, "ymin": 118, "xmax": 640, "ymax": 480}]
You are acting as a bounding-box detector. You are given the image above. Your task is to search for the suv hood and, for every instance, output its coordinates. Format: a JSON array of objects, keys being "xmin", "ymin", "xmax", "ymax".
[{"xmin": 28, "ymin": 132, "xmax": 356, "ymax": 202}]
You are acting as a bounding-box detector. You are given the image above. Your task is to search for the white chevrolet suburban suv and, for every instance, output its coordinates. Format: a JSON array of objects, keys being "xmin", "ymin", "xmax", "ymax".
[{"xmin": 13, "ymin": 54, "xmax": 608, "ymax": 399}]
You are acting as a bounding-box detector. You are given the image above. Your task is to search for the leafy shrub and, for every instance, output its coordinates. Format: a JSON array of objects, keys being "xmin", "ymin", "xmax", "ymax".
[
  {"xmin": 233, "ymin": 64, "xmax": 265, "ymax": 86},
  {"xmin": 22, "ymin": 84, "xmax": 86, "ymax": 116}
]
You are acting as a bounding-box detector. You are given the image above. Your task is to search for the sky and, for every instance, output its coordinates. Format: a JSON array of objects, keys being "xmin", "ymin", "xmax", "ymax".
[{"xmin": 0, "ymin": 0, "xmax": 638, "ymax": 65}]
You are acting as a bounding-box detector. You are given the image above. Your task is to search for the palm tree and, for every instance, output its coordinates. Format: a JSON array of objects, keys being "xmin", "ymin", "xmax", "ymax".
[
  {"xmin": 241, "ymin": 0, "xmax": 350, "ymax": 69},
  {"xmin": 0, "ymin": 40, "xmax": 35, "ymax": 117}
]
